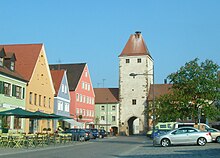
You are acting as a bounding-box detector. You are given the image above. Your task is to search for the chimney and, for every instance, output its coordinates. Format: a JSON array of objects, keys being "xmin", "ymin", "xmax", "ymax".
[{"xmin": 135, "ymin": 31, "xmax": 141, "ymax": 38}]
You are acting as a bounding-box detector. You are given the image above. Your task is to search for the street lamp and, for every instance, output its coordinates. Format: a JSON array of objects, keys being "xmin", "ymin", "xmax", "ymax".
[{"xmin": 129, "ymin": 68, "xmax": 155, "ymax": 136}]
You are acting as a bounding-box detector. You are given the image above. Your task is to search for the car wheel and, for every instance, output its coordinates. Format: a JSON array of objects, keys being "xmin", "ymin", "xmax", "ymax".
[
  {"xmin": 216, "ymin": 136, "xmax": 220, "ymax": 143},
  {"xmin": 161, "ymin": 138, "xmax": 170, "ymax": 147},
  {"xmin": 197, "ymin": 137, "xmax": 207, "ymax": 146}
]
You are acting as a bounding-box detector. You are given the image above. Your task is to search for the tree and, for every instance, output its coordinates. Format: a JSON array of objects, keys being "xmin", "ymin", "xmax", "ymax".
[{"xmin": 156, "ymin": 58, "xmax": 220, "ymax": 122}]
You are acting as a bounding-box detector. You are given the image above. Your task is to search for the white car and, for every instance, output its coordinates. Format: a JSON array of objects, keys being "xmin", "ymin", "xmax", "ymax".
[{"xmin": 153, "ymin": 127, "xmax": 212, "ymax": 147}]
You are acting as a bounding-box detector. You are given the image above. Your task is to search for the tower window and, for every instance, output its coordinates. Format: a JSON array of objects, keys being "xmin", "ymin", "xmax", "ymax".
[
  {"xmin": 132, "ymin": 99, "xmax": 137, "ymax": 105},
  {"xmin": 125, "ymin": 59, "xmax": 130, "ymax": 63},
  {"xmin": 137, "ymin": 58, "xmax": 141, "ymax": 63}
]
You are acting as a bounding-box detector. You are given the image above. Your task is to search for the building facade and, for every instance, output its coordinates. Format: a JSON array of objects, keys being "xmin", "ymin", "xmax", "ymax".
[
  {"xmin": 50, "ymin": 70, "xmax": 70, "ymax": 131},
  {"xmin": 0, "ymin": 48, "xmax": 27, "ymax": 133},
  {"xmin": 94, "ymin": 88, "xmax": 119, "ymax": 135},
  {"xmin": 50, "ymin": 63, "xmax": 95, "ymax": 128},
  {"xmin": 119, "ymin": 32, "xmax": 154, "ymax": 135},
  {"xmin": 1, "ymin": 44, "xmax": 55, "ymax": 133}
]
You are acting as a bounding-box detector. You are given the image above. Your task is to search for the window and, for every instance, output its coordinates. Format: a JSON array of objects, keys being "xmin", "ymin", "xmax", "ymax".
[
  {"xmin": 132, "ymin": 99, "xmax": 136, "ymax": 105},
  {"xmin": 61, "ymin": 84, "xmax": 64, "ymax": 92},
  {"xmin": 101, "ymin": 106, "xmax": 105, "ymax": 111},
  {"xmin": 44, "ymin": 96, "xmax": 46, "ymax": 107},
  {"xmin": 76, "ymin": 93, "xmax": 79, "ymax": 101},
  {"xmin": 58, "ymin": 101, "xmax": 63, "ymax": 111},
  {"xmin": 29, "ymin": 92, "xmax": 33, "ymax": 104},
  {"xmin": 49, "ymin": 98, "xmax": 51, "ymax": 108},
  {"xmin": 34, "ymin": 94, "xmax": 37, "ymax": 105},
  {"xmin": 126, "ymin": 59, "xmax": 130, "ymax": 63},
  {"xmin": 0, "ymin": 57, "xmax": 3, "ymax": 66},
  {"xmin": 65, "ymin": 103, "xmax": 69, "ymax": 112},
  {"xmin": 76, "ymin": 108, "xmax": 79, "ymax": 115},
  {"xmin": 80, "ymin": 94, "xmax": 82, "ymax": 102},
  {"xmin": 4, "ymin": 82, "xmax": 11, "ymax": 96},
  {"xmin": 85, "ymin": 71, "xmax": 88, "ymax": 77},
  {"xmin": 39, "ymin": 95, "xmax": 41, "ymax": 106},
  {"xmin": 15, "ymin": 86, "xmax": 22, "ymax": 99},
  {"xmin": 14, "ymin": 117, "xmax": 21, "ymax": 129},
  {"xmin": 101, "ymin": 116, "xmax": 105, "ymax": 120},
  {"xmin": 80, "ymin": 109, "xmax": 82, "ymax": 115},
  {"xmin": 137, "ymin": 58, "xmax": 141, "ymax": 63},
  {"xmin": 10, "ymin": 61, "xmax": 15, "ymax": 70},
  {"xmin": 82, "ymin": 82, "xmax": 85, "ymax": 89},
  {"xmin": 88, "ymin": 84, "xmax": 90, "ymax": 91},
  {"xmin": 112, "ymin": 105, "xmax": 116, "ymax": 110},
  {"xmin": 112, "ymin": 116, "xmax": 116, "ymax": 122},
  {"xmin": 85, "ymin": 83, "xmax": 87, "ymax": 90}
]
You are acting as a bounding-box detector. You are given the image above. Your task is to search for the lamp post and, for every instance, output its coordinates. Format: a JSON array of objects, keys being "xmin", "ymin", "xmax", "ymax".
[{"xmin": 129, "ymin": 67, "xmax": 155, "ymax": 136}]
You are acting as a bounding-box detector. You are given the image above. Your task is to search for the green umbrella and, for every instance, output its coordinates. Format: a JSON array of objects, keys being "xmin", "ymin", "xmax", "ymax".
[
  {"xmin": 33, "ymin": 111, "xmax": 61, "ymax": 119},
  {"xmin": 0, "ymin": 108, "xmax": 37, "ymax": 118}
]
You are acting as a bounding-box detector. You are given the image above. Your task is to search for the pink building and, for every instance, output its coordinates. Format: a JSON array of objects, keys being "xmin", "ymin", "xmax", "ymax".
[{"xmin": 50, "ymin": 63, "xmax": 95, "ymax": 128}]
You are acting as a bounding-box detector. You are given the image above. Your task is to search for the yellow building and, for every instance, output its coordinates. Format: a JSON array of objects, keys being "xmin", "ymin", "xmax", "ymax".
[{"xmin": 1, "ymin": 44, "xmax": 55, "ymax": 133}]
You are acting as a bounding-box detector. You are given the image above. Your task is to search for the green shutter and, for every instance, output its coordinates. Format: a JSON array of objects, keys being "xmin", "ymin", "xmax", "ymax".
[
  {"xmin": 23, "ymin": 87, "xmax": 25, "ymax": 99},
  {"xmin": 0, "ymin": 81, "xmax": 3, "ymax": 94},
  {"xmin": 12, "ymin": 85, "xmax": 16, "ymax": 97}
]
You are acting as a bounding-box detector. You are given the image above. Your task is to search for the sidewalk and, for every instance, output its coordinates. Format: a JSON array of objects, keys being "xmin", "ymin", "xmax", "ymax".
[{"xmin": 0, "ymin": 141, "xmax": 81, "ymax": 156}]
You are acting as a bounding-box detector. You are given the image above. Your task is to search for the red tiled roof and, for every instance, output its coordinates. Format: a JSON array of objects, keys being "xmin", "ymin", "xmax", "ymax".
[
  {"xmin": 148, "ymin": 84, "xmax": 173, "ymax": 101},
  {"xmin": 119, "ymin": 32, "xmax": 151, "ymax": 57},
  {"xmin": 50, "ymin": 70, "xmax": 65, "ymax": 96},
  {"xmin": 0, "ymin": 66, "xmax": 27, "ymax": 82},
  {"xmin": 0, "ymin": 44, "xmax": 43, "ymax": 81},
  {"xmin": 94, "ymin": 88, "xmax": 119, "ymax": 104}
]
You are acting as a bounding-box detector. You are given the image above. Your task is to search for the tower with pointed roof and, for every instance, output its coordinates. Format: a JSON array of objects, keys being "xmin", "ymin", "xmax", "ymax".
[{"xmin": 119, "ymin": 31, "xmax": 153, "ymax": 135}]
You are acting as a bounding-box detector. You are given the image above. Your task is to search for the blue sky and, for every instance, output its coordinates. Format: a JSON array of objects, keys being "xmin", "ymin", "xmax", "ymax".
[{"xmin": 0, "ymin": 0, "xmax": 219, "ymax": 88}]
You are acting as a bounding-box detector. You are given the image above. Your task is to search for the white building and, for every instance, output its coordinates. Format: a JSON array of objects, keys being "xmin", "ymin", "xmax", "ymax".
[{"xmin": 118, "ymin": 31, "xmax": 154, "ymax": 135}]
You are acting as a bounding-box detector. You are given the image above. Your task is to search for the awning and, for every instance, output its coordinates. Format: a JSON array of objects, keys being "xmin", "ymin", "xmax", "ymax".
[{"xmin": 64, "ymin": 119, "xmax": 84, "ymax": 128}]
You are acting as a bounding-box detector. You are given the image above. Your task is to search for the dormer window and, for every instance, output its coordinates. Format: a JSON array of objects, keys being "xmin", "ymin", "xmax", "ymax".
[
  {"xmin": 10, "ymin": 61, "xmax": 15, "ymax": 71},
  {"xmin": 0, "ymin": 48, "xmax": 6, "ymax": 67},
  {"xmin": 0, "ymin": 57, "xmax": 3, "ymax": 66}
]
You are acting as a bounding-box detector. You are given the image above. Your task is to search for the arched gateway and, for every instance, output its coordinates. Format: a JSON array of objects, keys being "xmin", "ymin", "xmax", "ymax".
[{"xmin": 118, "ymin": 32, "xmax": 154, "ymax": 136}]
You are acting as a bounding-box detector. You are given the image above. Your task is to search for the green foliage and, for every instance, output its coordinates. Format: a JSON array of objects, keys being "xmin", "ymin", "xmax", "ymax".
[{"xmin": 156, "ymin": 58, "xmax": 220, "ymax": 122}]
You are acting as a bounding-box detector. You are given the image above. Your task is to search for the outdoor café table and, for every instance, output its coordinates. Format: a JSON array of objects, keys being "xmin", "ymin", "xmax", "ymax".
[
  {"xmin": 11, "ymin": 134, "xmax": 25, "ymax": 148},
  {"xmin": 25, "ymin": 134, "xmax": 37, "ymax": 148},
  {"xmin": 36, "ymin": 134, "xmax": 47, "ymax": 147},
  {"xmin": 0, "ymin": 133, "xmax": 10, "ymax": 147}
]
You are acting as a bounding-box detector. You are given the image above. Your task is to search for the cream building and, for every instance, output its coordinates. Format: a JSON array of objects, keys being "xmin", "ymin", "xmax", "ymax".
[{"xmin": 118, "ymin": 31, "xmax": 153, "ymax": 135}]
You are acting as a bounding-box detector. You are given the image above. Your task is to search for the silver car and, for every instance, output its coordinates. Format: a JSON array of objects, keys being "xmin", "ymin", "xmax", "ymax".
[{"xmin": 153, "ymin": 127, "xmax": 212, "ymax": 147}]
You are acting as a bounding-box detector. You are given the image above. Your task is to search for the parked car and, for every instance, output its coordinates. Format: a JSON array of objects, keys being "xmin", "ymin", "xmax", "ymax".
[
  {"xmin": 205, "ymin": 128, "xmax": 220, "ymax": 143},
  {"xmin": 151, "ymin": 129, "xmax": 170, "ymax": 139},
  {"xmin": 85, "ymin": 129, "xmax": 95, "ymax": 139},
  {"xmin": 89, "ymin": 128, "xmax": 99, "ymax": 139},
  {"xmin": 99, "ymin": 129, "xmax": 108, "ymax": 138},
  {"xmin": 64, "ymin": 128, "xmax": 90, "ymax": 141},
  {"xmin": 153, "ymin": 127, "xmax": 212, "ymax": 147}
]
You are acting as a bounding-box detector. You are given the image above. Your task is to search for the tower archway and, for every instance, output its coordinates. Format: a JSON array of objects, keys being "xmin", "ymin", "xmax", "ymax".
[{"xmin": 127, "ymin": 116, "xmax": 140, "ymax": 135}]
